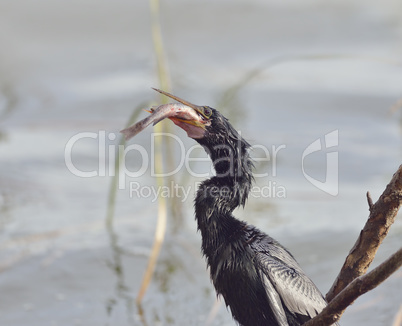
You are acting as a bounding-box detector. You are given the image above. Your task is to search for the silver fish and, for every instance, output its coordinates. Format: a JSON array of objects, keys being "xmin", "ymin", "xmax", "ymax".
[{"xmin": 120, "ymin": 103, "xmax": 201, "ymax": 140}]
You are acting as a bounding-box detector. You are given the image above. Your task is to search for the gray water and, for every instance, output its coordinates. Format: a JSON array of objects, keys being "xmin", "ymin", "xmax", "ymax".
[{"xmin": 0, "ymin": 1, "xmax": 401, "ymax": 325}]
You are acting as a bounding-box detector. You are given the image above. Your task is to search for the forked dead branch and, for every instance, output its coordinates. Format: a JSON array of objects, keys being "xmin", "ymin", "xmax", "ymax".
[{"xmin": 305, "ymin": 164, "xmax": 402, "ymax": 325}]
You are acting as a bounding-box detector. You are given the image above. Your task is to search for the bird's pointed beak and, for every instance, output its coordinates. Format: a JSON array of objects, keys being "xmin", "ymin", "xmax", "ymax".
[
  {"xmin": 152, "ymin": 88, "xmax": 211, "ymax": 139},
  {"xmin": 152, "ymin": 88, "xmax": 208, "ymax": 120}
]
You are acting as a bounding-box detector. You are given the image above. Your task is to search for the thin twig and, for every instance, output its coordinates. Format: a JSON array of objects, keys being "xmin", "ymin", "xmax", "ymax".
[
  {"xmin": 106, "ymin": 103, "xmax": 146, "ymax": 230},
  {"xmin": 136, "ymin": 0, "xmax": 171, "ymax": 304},
  {"xmin": 304, "ymin": 247, "xmax": 402, "ymax": 326},
  {"xmin": 326, "ymin": 165, "xmax": 402, "ymax": 302},
  {"xmin": 389, "ymin": 98, "xmax": 402, "ymax": 114},
  {"xmin": 204, "ymin": 297, "xmax": 223, "ymax": 326},
  {"xmin": 392, "ymin": 304, "xmax": 402, "ymax": 326}
]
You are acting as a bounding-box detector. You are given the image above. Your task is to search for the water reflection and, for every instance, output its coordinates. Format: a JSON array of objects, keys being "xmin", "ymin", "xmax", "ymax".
[{"xmin": 105, "ymin": 211, "xmax": 138, "ymax": 326}]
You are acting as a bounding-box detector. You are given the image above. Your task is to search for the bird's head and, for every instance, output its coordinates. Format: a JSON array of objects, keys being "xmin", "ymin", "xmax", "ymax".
[
  {"xmin": 153, "ymin": 88, "xmax": 251, "ymax": 181},
  {"xmin": 120, "ymin": 88, "xmax": 253, "ymax": 207},
  {"xmin": 153, "ymin": 88, "xmax": 244, "ymax": 148}
]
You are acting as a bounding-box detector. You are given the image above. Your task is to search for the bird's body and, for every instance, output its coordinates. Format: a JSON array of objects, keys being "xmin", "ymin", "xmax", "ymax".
[
  {"xmin": 122, "ymin": 89, "xmax": 337, "ymax": 326},
  {"xmin": 194, "ymin": 116, "xmax": 329, "ymax": 326}
]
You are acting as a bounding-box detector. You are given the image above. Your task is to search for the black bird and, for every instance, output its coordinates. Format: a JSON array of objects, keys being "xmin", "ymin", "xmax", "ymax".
[{"xmin": 123, "ymin": 89, "xmax": 337, "ymax": 326}]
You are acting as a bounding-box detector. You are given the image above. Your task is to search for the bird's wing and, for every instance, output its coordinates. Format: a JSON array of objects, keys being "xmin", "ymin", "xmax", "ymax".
[
  {"xmin": 259, "ymin": 272, "xmax": 290, "ymax": 326},
  {"xmin": 255, "ymin": 241, "xmax": 328, "ymax": 320}
]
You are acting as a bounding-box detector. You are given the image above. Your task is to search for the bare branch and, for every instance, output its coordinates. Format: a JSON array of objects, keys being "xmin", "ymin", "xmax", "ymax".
[
  {"xmin": 304, "ymin": 247, "xmax": 402, "ymax": 326},
  {"xmin": 326, "ymin": 165, "xmax": 402, "ymax": 302}
]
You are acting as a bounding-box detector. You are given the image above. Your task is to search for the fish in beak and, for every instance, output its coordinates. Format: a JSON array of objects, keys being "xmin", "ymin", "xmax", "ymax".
[{"xmin": 120, "ymin": 89, "xmax": 211, "ymax": 140}]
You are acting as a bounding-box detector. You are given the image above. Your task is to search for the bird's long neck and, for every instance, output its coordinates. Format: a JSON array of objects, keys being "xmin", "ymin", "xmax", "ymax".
[{"xmin": 194, "ymin": 134, "xmax": 253, "ymax": 256}]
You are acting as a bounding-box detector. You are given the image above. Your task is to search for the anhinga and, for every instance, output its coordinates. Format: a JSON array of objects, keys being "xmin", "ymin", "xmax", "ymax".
[{"xmin": 122, "ymin": 89, "xmax": 337, "ymax": 326}]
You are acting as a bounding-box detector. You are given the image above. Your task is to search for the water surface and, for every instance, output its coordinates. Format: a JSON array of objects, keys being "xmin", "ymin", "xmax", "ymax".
[{"xmin": 0, "ymin": 1, "xmax": 401, "ymax": 325}]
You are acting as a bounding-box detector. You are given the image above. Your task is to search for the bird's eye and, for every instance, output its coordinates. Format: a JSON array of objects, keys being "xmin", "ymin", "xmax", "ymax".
[{"xmin": 203, "ymin": 106, "xmax": 212, "ymax": 118}]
